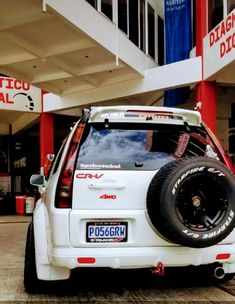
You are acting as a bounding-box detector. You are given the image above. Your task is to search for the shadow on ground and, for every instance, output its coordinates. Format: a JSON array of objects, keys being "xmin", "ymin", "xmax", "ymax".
[{"xmin": 34, "ymin": 265, "xmax": 228, "ymax": 296}]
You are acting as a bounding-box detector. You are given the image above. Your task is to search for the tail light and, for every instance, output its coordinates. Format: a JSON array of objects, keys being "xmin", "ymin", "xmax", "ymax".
[{"xmin": 55, "ymin": 123, "xmax": 85, "ymax": 208}]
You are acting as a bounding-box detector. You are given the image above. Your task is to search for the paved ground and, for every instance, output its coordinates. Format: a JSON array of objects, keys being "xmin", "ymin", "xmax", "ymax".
[{"xmin": 1, "ymin": 215, "xmax": 235, "ymax": 303}]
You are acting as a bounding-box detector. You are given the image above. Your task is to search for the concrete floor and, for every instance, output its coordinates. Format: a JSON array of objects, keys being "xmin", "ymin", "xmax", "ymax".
[{"xmin": 1, "ymin": 215, "xmax": 235, "ymax": 303}]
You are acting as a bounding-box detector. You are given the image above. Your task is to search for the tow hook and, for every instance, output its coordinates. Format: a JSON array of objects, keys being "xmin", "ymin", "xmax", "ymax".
[{"xmin": 151, "ymin": 261, "xmax": 165, "ymax": 276}]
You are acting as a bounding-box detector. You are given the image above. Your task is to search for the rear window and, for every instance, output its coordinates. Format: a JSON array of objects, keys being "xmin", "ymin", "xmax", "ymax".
[{"xmin": 76, "ymin": 124, "xmax": 221, "ymax": 171}]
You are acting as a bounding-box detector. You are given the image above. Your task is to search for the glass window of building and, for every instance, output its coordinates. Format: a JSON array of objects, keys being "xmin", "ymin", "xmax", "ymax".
[
  {"xmin": 129, "ymin": 0, "xmax": 139, "ymax": 46},
  {"xmin": 85, "ymin": 0, "xmax": 160, "ymax": 62},
  {"xmin": 139, "ymin": 0, "xmax": 146, "ymax": 52},
  {"xmin": 118, "ymin": 0, "xmax": 128, "ymax": 34},
  {"xmin": 209, "ymin": 0, "xmax": 224, "ymax": 30},
  {"xmin": 228, "ymin": 0, "xmax": 235, "ymax": 12},
  {"xmin": 101, "ymin": 0, "xmax": 113, "ymax": 20},
  {"xmin": 86, "ymin": 0, "xmax": 97, "ymax": 8},
  {"xmin": 147, "ymin": 3, "xmax": 155, "ymax": 59},
  {"xmin": 158, "ymin": 15, "xmax": 164, "ymax": 65}
]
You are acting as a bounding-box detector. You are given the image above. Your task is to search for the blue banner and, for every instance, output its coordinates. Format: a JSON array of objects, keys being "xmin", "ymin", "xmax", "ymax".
[{"xmin": 164, "ymin": 0, "xmax": 192, "ymax": 107}]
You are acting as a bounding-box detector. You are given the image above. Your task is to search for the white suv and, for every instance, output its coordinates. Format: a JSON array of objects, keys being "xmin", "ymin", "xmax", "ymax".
[{"xmin": 24, "ymin": 106, "xmax": 235, "ymax": 293}]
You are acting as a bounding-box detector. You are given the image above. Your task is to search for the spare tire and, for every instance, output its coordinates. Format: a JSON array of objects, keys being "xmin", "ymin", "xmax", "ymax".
[{"xmin": 146, "ymin": 156, "xmax": 235, "ymax": 248}]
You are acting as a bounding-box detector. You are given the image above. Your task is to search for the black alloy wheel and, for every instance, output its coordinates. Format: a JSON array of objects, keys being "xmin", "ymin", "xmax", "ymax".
[{"xmin": 147, "ymin": 157, "xmax": 235, "ymax": 248}]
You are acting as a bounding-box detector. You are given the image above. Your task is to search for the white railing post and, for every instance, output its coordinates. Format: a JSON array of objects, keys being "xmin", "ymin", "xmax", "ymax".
[{"xmin": 115, "ymin": 0, "xmax": 119, "ymax": 66}]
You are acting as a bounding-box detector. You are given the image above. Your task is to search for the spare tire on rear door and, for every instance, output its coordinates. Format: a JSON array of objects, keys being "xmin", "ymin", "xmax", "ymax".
[{"xmin": 147, "ymin": 156, "xmax": 235, "ymax": 248}]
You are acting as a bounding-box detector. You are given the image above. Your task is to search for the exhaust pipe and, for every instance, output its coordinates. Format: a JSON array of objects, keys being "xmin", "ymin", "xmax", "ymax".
[{"xmin": 214, "ymin": 267, "xmax": 225, "ymax": 280}]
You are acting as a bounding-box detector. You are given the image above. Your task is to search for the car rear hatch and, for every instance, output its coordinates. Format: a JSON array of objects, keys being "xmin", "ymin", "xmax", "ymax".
[{"xmin": 69, "ymin": 106, "xmax": 203, "ymax": 246}]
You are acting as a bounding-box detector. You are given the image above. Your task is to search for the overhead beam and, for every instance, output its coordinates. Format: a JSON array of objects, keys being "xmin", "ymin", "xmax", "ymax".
[
  {"xmin": 0, "ymin": 53, "xmax": 36, "ymax": 66},
  {"xmin": 35, "ymin": 56, "xmax": 125, "ymax": 81},
  {"xmin": 36, "ymin": 82, "xmax": 61, "ymax": 95},
  {"xmin": 0, "ymin": 123, "xmax": 9, "ymax": 135},
  {"xmin": 12, "ymin": 113, "xmax": 39, "ymax": 135},
  {"xmin": 80, "ymin": 75, "xmax": 101, "ymax": 88},
  {"xmin": 45, "ymin": 38, "xmax": 96, "ymax": 57},
  {"xmin": 6, "ymin": 33, "xmax": 45, "ymax": 59},
  {"xmin": 30, "ymin": 71, "xmax": 71, "ymax": 84},
  {"xmin": 44, "ymin": 57, "xmax": 202, "ymax": 112},
  {"xmin": 77, "ymin": 61, "xmax": 125, "ymax": 76},
  {"xmin": 0, "ymin": 13, "xmax": 53, "ymax": 32},
  {"xmin": 0, "ymin": 66, "xmax": 31, "ymax": 84},
  {"xmin": 4, "ymin": 33, "xmax": 96, "ymax": 63}
]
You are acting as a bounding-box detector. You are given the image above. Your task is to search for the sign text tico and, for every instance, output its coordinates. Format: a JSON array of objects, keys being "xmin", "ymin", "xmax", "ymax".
[{"xmin": 0, "ymin": 77, "xmax": 30, "ymax": 104}]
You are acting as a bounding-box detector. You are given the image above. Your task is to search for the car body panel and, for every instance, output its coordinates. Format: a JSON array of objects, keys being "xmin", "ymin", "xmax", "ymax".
[{"xmin": 28, "ymin": 106, "xmax": 235, "ymax": 281}]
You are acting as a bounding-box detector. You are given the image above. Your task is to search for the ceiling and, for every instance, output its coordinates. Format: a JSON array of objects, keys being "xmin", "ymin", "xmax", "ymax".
[
  {"xmin": 208, "ymin": 61, "xmax": 235, "ymax": 85},
  {"xmin": 0, "ymin": 110, "xmax": 23, "ymax": 125},
  {"xmin": 0, "ymin": 0, "xmax": 153, "ymax": 132},
  {"xmin": 0, "ymin": 0, "xmax": 141, "ymax": 97}
]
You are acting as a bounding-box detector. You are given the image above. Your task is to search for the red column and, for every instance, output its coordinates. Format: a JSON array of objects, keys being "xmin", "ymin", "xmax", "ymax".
[
  {"xmin": 195, "ymin": 0, "xmax": 217, "ymax": 133},
  {"xmin": 40, "ymin": 113, "xmax": 54, "ymax": 175},
  {"xmin": 195, "ymin": 81, "xmax": 216, "ymax": 132}
]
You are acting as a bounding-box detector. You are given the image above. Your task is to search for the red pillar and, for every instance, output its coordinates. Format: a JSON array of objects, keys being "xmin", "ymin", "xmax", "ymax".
[
  {"xmin": 40, "ymin": 113, "xmax": 54, "ymax": 175},
  {"xmin": 195, "ymin": 81, "xmax": 216, "ymax": 132},
  {"xmin": 195, "ymin": 0, "xmax": 217, "ymax": 133}
]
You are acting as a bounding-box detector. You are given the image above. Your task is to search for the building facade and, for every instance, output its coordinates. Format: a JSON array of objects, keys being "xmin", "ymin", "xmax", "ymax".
[{"xmin": 0, "ymin": 0, "xmax": 235, "ymax": 212}]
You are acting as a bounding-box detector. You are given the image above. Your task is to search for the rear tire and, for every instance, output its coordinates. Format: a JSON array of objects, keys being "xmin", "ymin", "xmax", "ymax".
[
  {"xmin": 147, "ymin": 157, "xmax": 235, "ymax": 248},
  {"xmin": 24, "ymin": 222, "xmax": 41, "ymax": 293}
]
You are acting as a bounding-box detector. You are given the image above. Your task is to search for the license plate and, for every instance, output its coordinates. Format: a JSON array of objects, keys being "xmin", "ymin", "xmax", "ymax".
[{"xmin": 86, "ymin": 221, "xmax": 128, "ymax": 243}]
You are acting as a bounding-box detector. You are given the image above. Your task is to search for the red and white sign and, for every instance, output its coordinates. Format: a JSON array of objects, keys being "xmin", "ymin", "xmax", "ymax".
[
  {"xmin": 204, "ymin": 9, "xmax": 235, "ymax": 79},
  {"xmin": 0, "ymin": 77, "xmax": 41, "ymax": 112}
]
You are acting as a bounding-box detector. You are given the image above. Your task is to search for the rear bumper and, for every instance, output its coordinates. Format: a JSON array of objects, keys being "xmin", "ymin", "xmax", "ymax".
[{"xmin": 48, "ymin": 244, "xmax": 235, "ymax": 272}]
